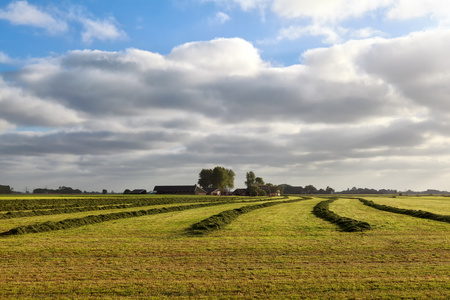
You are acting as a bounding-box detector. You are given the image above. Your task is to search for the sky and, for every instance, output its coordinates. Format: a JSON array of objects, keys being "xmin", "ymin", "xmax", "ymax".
[{"xmin": 1, "ymin": 0, "xmax": 450, "ymax": 193}]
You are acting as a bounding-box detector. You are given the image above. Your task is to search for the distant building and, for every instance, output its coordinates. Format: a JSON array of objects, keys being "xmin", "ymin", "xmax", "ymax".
[
  {"xmin": 153, "ymin": 185, "xmax": 206, "ymax": 195},
  {"xmin": 0, "ymin": 185, "xmax": 12, "ymax": 194},
  {"xmin": 203, "ymin": 188, "xmax": 221, "ymax": 196},
  {"xmin": 232, "ymin": 188, "xmax": 248, "ymax": 196},
  {"xmin": 283, "ymin": 186, "xmax": 304, "ymax": 194}
]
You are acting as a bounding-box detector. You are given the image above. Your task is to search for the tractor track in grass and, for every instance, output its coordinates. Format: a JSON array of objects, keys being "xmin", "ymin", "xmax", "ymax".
[{"xmin": 357, "ymin": 198, "xmax": 450, "ymax": 223}]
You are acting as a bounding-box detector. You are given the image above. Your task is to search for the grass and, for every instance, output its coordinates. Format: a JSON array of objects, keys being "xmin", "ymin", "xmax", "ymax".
[{"xmin": 0, "ymin": 195, "xmax": 449, "ymax": 299}]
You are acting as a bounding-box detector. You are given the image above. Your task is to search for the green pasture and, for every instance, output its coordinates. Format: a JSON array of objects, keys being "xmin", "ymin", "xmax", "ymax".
[{"xmin": 0, "ymin": 195, "xmax": 448, "ymax": 299}]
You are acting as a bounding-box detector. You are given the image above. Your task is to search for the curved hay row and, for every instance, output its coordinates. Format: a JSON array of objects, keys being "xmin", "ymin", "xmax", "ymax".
[
  {"xmin": 358, "ymin": 198, "xmax": 450, "ymax": 223},
  {"xmin": 189, "ymin": 197, "xmax": 310, "ymax": 235},
  {"xmin": 312, "ymin": 198, "xmax": 371, "ymax": 232},
  {"xmin": 0, "ymin": 202, "xmax": 230, "ymax": 236}
]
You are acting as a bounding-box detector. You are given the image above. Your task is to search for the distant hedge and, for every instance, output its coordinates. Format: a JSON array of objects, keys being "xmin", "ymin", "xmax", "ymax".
[
  {"xmin": 358, "ymin": 198, "xmax": 450, "ymax": 223},
  {"xmin": 312, "ymin": 198, "xmax": 371, "ymax": 232},
  {"xmin": 189, "ymin": 197, "xmax": 310, "ymax": 235},
  {"xmin": 0, "ymin": 202, "xmax": 228, "ymax": 236}
]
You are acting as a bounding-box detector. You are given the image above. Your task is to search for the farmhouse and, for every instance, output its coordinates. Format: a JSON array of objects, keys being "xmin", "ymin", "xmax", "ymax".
[
  {"xmin": 153, "ymin": 185, "xmax": 206, "ymax": 195},
  {"xmin": 203, "ymin": 188, "xmax": 221, "ymax": 196}
]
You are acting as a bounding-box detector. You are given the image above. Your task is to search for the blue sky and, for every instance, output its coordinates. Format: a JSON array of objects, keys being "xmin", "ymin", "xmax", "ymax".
[
  {"xmin": 2, "ymin": 0, "xmax": 450, "ymax": 192},
  {"xmin": 1, "ymin": 0, "xmax": 440, "ymax": 68}
]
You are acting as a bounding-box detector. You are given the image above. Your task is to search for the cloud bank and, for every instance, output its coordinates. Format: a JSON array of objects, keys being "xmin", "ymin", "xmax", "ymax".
[{"xmin": 2, "ymin": 28, "xmax": 450, "ymax": 191}]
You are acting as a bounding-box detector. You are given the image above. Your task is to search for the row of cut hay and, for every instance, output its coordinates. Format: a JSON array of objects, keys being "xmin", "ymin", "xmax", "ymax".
[
  {"xmin": 312, "ymin": 198, "xmax": 372, "ymax": 232},
  {"xmin": 0, "ymin": 199, "xmax": 229, "ymax": 220},
  {"xmin": 358, "ymin": 198, "xmax": 450, "ymax": 223},
  {"xmin": 188, "ymin": 197, "xmax": 310, "ymax": 235},
  {"xmin": 0, "ymin": 203, "xmax": 146, "ymax": 220},
  {"xmin": 0, "ymin": 202, "xmax": 230, "ymax": 236},
  {"xmin": 0, "ymin": 195, "xmax": 248, "ymax": 213}
]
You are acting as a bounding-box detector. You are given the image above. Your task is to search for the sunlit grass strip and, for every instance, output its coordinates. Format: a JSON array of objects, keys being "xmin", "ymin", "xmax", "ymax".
[
  {"xmin": 188, "ymin": 197, "xmax": 310, "ymax": 235},
  {"xmin": 0, "ymin": 202, "xmax": 230, "ymax": 236},
  {"xmin": 312, "ymin": 198, "xmax": 372, "ymax": 232},
  {"xmin": 358, "ymin": 198, "xmax": 450, "ymax": 223}
]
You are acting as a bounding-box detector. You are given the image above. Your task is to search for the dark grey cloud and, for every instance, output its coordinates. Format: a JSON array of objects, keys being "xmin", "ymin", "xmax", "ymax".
[{"xmin": 0, "ymin": 130, "xmax": 188, "ymax": 156}]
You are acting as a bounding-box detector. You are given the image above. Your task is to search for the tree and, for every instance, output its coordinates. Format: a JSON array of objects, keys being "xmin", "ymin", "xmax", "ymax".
[
  {"xmin": 211, "ymin": 166, "xmax": 230, "ymax": 194},
  {"xmin": 102, "ymin": 189, "xmax": 107, "ymax": 194},
  {"xmin": 303, "ymin": 185, "xmax": 317, "ymax": 194},
  {"xmin": 248, "ymin": 185, "xmax": 260, "ymax": 196},
  {"xmin": 255, "ymin": 177, "xmax": 265, "ymax": 185},
  {"xmin": 227, "ymin": 169, "xmax": 235, "ymax": 192},
  {"xmin": 245, "ymin": 171, "xmax": 255, "ymax": 188},
  {"xmin": 325, "ymin": 186, "xmax": 335, "ymax": 194},
  {"xmin": 198, "ymin": 169, "xmax": 213, "ymax": 188}
]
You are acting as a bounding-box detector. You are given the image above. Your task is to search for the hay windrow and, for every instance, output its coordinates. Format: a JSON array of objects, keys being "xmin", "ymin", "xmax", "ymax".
[
  {"xmin": 358, "ymin": 198, "xmax": 450, "ymax": 223},
  {"xmin": 0, "ymin": 202, "xmax": 229, "ymax": 236},
  {"xmin": 312, "ymin": 198, "xmax": 371, "ymax": 232}
]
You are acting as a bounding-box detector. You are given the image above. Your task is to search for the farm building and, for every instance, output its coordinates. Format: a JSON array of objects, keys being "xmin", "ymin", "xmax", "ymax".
[
  {"xmin": 203, "ymin": 188, "xmax": 221, "ymax": 196},
  {"xmin": 129, "ymin": 189, "xmax": 147, "ymax": 194},
  {"xmin": 153, "ymin": 185, "xmax": 206, "ymax": 195},
  {"xmin": 232, "ymin": 188, "xmax": 248, "ymax": 196}
]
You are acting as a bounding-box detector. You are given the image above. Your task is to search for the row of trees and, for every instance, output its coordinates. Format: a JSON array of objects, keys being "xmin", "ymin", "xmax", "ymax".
[
  {"xmin": 338, "ymin": 187, "xmax": 397, "ymax": 194},
  {"xmin": 281, "ymin": 184, "xmax": 335, "ymax": 194},
  {"xmin": 198, "ymin": 168, "xmax": 335, "ymax": 196},
  {"xmin": 198, "ymin": 166, "xmax": 235, "ymax": 194},
  {"xmin": 33, "ymin": 186, "xmax": 83, "ymax": 194}
]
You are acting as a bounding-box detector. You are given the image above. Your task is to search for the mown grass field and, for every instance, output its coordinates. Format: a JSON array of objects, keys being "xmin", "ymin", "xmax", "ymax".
[{"xmin": 0, "ymin": 194, "xmax": 449, "ymax": 299}]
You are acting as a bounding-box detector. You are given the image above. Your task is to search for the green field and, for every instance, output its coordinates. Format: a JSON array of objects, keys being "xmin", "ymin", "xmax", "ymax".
[{"xmin": 0, "ymin": 195, "xmax": 449, "ymax": 299}]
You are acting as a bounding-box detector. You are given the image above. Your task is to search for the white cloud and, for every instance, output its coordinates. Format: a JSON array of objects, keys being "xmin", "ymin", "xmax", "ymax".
[
  {"xmin": 271, "ymin": 0, "xmax": 392, "ymax": 22},
  {"xmin": 0, "ymin": 52, "xmax": 13, "ymax": 64},
  {"xmin": 0, "ymin": 0, "xmax": 68, "ymax": 34},
  {"xmin": 79, "ymin": 16, "xmax": 127, "ymax": 44},
  {"xmin": 0, "ymin": 1, "xmax": 126, "ymax": 43},
  {"xmin": 386, "ymin": 0, "xmax": 450, "ymax": 21},
  {"xmin": 278, "ymin": 24, "xmax": 345, "ymax": 44},
  {"xmin": 168, "ymin": 38, "xmax": 264, "ymax": 76},
  {"xmin": 210, "ymin": 11, "xmax": 230, "ymax": 24},
  {"xmin": 211, "ymin": 0, "xmax": 450, "ymax": 47}
]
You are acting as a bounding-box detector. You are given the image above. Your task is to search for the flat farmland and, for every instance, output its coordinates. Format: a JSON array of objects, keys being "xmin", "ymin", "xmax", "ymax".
[{"xmin": 0, "ymin": 195, "xmax": 449, "ymax": 299}]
